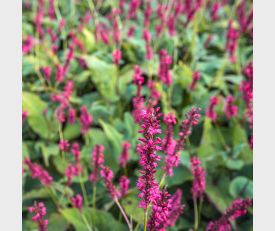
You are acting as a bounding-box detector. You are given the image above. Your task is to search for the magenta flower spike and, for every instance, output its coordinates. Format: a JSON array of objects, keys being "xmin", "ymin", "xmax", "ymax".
[
  {"xmin": 136, "ymin": 106, "xmax": 162, "ymax": 209},
  {"xmin": 119, "ymin": 142, "xmax": 131, "ymax": 168},
  {"xmin": 28, "ymin": 202, "xmax": 48, "ymax": 231},
  {"xmin": 119, "ymin": 175, "xmax": 130, "ymax": 198},
  {"xmin": 206, "ymin": 96, "xmax": 219, "ymax": 121},
  {"xmin": 89, "ymin": 144, "xmax": 105, "ymax": 183},
  {"xmin": 71, "ymin": 194, "xmax": 83, "ymax": 211},
  {"xmin": 80, "ymin": 105, "xmax": 93, "ymax": 135},
  {"xmin": 100, "ymin": 166, "xmax": 121, "ymax": 199},
  {"xmin": 190, "ymin": 156, "xmax": 206, "ymax": 199},
  {"xmin": 223, "ymin": 95, "xmax": 238, "ymax": 119}
]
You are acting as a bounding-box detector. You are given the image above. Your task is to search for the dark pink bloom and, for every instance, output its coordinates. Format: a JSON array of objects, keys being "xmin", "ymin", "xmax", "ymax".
[
  {"xmin": 167, "ymin": 15, "xmax": 176, "ymax": 36},
  {"xmin": 77, "ymin": 57, "xmax": 89, "ymax": 70},
  {"xmin": 63, "ymin": 44, "xmax": 75, "ymax": 75},
  {"xmin": 166, "ymin": 189, "xmax": 185, "ymax": 227},
  {"xmin": 112, "ymin": 49, "xmax": 122, "ymax": 66},
  {"xmin": 224, "ymin": 95, "xmax": 238, "ymax": 119},
  {"xmin": 132, "ymin": 66, "xmax": 145, "ymax": 123},
  {"xmin": 119, "ymin": 175, "xmax": 130, "ymax": 197},
  {"xmin": 165, "ymin": 107, "xmax": 201, "ymax": 176},
  {"xmin": 69, "ymin": 32, "xmax": 86, "ymax": 52},
  {"xmin": 71, "ymin": 142, "xmax": 80, "ymax": 163},
  {"xmin": 158, "ymin": 50, "xmax": 172, "ymax": 85},
  {"xmin": 55, "ymin": 105, "xmax": 66, "ymax": 123},
  {"xmin": 59, "ymin": 139, "xmax": 70, "ymax": 152},
  {"xmin": 65, "ymin": 163, "xmax": 77, "ymax": 185},
  {"xmin": 189, "ymin": 71, "xmax": 201, "ymax": 90},
  {"xmin": 236, "ymin": 0, "xmax": 253, "ymax": 34},
  {"xmin": 22, "ymin": 35, "xmax": 34, "ymax": 54},
  {"xmin": 127, "ymin": 26, "xmax": 136, "ymax": 37},
  {"xmin": 35, "ymin": 0, "xmax": 44, "ymax": 38},
  {"xmin": 143, "ymin": 2, "xmax": 152, "ymax": 27},
  {"xmin": 143, "ymin": 29, "xmax": 153, "ymax": 60},
  {"xmin": 136, "ymin": 106, "xmax": 162, "ymax": 209},
  {"xmin": 56, "ymin": 64, "xmax": 64, "ymax": 83},
  {"xmin": 24, "ymin": 158, "xmax": 53, "ymax": 186},
  {"xmin": 190, "ymin": 156, "xmax": 206, "ymax": 199},
  {"xmin": 207, "ymin": 198, "xmax": 252, "ymax": 231},
  {"xmin": 41, "ymin": 66, "xmax": 52, "ymax": 81},
  {"xmin": 22, "ymin": 111, "xmax": 28, "ymax": 123},
  {"xmin": 127, "ymin": 0, "xmax": 140, "ymax": 19},
  {"xmin": 28, "ymin": 202, "xmax": 48, "ymax": 231},
  {"xmin": 100, "ymin": 166, "xmax": 121, "ymax": 199},
  {"xmin": 206, "ymin": 96, "xmax": 219, "ymax": 121},
  {"xmin": 119, "ymin": 142, "xmax": 131, "ymax": 168},
  {"xmin": 80, "ymin": 106, "xmax": 93, "ymax": 134},
  {"xmin": 148, "ymin": 188, "xmax": 171, "ymax": 231},
  {"xmin": 111, "ymin": 11, "xmax": 121, "ymax": 44},
  {"xmin": 95, "ymin": 23, "xmax": 110, "ymax": 45},
  {"xmin": 162, "ymin": 112, "xmax": 177, "ymax": 160},
  {"xmin": 48, "ymin": 0, "xmax": 55, "ymax": 20},
  {"xmin": 226, "ymin": 20, "xmax": 239, "ymax": 63},
  {"xmin": 71, "ymin": 194, "xmax": 83, "ymax": 211},
  {"xmin": 68, "ymin": 108, "xmax": 76, "ymax": 124},
  {"xmin": 211, "ymin": 3, "xmax": 221, "ymax": 21},
  {"xmin": 89, "ymin": 145, "xmax": 105, "ymax": 183},
  {"xmin": 147, "ymin": 80, "xmax": 161, "ymax": 103}
]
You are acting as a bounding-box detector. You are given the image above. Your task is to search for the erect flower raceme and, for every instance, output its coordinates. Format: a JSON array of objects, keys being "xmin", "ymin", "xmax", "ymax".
[
  {"xmin": 190, "ymin": 156, "xmax": 206, "ymax": 199},
  {"xmin": 65, "ymin": 163, "xmax": 78, "ymax": 185},
  {"xmin": 136, "ymin": 106, "xmax": 162, "ymax": 209},
  {"xmin": 210, "ymin": 2, "xmax": 221, "ymax": 22},
  {"xmin": 119, "ymin": 142, "xmax": 131, "ymax": 168},
  {"xmin": 22, "ymin": 35, "xmax": 34, "ymax": 54},
  {"xmin": 189, "ymin": 71, "xmax": 201, "ymax": 90},
  {"xmin": 132, "ymin": 65, "xmax": 145, "ymax": 123},
  {"xmin": 24, "ymin": 158, "xmax": 53, "ymax": 186},
  {"xmin": 68, "ymin": 107, "xmax": 76, "ymax": 124},
  {"xmin": 226, "ymin": 20, "xmax": 239, "ymax": 63},
  {"xmin": 207, "ymin": 198, "xmax": 252, "ymax": 231},
  {"xmin": 164, "ymin": 107, "xmax": 201, "ymax": 176},
  {"xmin": 166, "ymin": 189, "xmax": 185, "ymax": 227},
  {"xmin": 119, "ymin": 175, "xmax": 130, "ymax": 198},
  {"xmin": 147, "ymin": 188, "xmax": 171, "ymax": 231},
  {"xmin": 59, "ymin": 139, "xmax": 70, "ymax": 152},
  {"xmin": 112, "ymin": 49, "xmax": 122, "ymax": 66},
  {"xmin": 80, "ymin": 105, "xmax": 93, "ymax": 135},
  {"xmin": 89, "ymin": 144, "xmax": 105, "ymax": 183},
  {"xmin": 71, "ymin": 194, "xmax": 83, "ymax": 211},
  {"xmin": 100, "ymin": 166, "xmax": 121, "ymax": 199},
  {"xmin": 28, "ymin": 202, "xmax": 48, "ymax": 231},
  {"xmin": 22, "ymin": 111, "xmax": 28, "ymax": 123},
  {"xmin": 41, "ymin": 66, "xmax": 52, "ymax": 81},
  {"xmin": 206, "ymin": 96, "xmax": 219, "ymax": 121},
  {"xmin": 223, "ymin": 95, "xmax": 238, "ymax": 119},
  {"xmin": 158, "ymin": 50, "xmax": 172, "ymax": 86}
]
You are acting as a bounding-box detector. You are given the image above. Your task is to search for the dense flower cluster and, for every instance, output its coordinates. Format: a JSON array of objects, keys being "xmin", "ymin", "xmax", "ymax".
[
  {"xmin": 164, "ymin": 107, "xmax": 201, "ymax": 176},
  {"xmin": 28, "ymin": 202, "xmax": 48, "ymax": 231},
  {"xmin": 189, "ymin": 71, "xmax": 201, "ymax": 90},
  {"xmin": 136, "ymin": 106, "xmax": 162, "ymax": 209},
  {"xmin": 158, "ymin": 50, "xmax": 172, "ymax": 86},
  {"xmin": 119, "ymin": 142, "xmax": 131, "ymax": 168},
  {"xmin": 89, "ymin": 144, "xmax": 105, "ymax": 183},
  {"xmin": 207, "ymin": 198, "xmax": 252, "ymax": 231},
  {"xmin": 24, "ymin": 158, "xmax": 53, "ymax": 186},
  {"xmin": 224, "ymin": 95, "xmax": 238, "ymax": 119},
  {"xmin": 119, "ymin": 175, "xmax": 130, "ymax": 198},
  {"xmin": 190, "ymin": 156, "xmax": 206, "ymax": 199},
  {"xmin": 206, "ymin": 96, "xmax": 219, "ymax": 121},
  {"xmin": 80, "ymin": 106, "xmax": 93, "ymax": 134},
  {"xmin": 226, "ymin": 20, "xmax": 239, "ymax": 63},
  {"xmin": 100, "ymin": 166, "xmax": 121, "ymax": 199},
  {"xmin": 71, "ymin": 194, "xmax": 83, "ymax": 211}
]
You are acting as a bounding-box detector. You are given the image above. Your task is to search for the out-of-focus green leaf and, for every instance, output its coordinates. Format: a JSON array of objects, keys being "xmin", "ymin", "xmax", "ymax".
[
  {"xmin": 63, "ymin": 121, "xmax": 81, "ymax": 140},
  {"xmin": 229, "ymin": 176, "xmax": 253, "ymax": 198}
]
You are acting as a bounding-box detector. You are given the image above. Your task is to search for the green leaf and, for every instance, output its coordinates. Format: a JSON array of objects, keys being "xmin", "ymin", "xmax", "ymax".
[
  {"xmin": 173, "ymin": 63, "xmax": 193, "ymax": 88},
  {"xmin": 63, "ymin": 121, "xmax": 81, "ymax": 140},
  {"xmin": 60, "ymin": 208, "xmax": 127, "ymax": 231},
  {"xmin": 48, "ymin": 213, "xmax": 69, "ymax": 231},
  {"xmin": 22, "ymin": 92, "xmax": 58, "ymax": 140},
  {"xmin": 84, "ymin": 56, "xmax": 118, "ymax": 102},
  {"xmin": 23, "ymin": 188, "xmax": 49, "ymax": 201},
  {"xmin": 121, "ymin": 193, "xmax": 144, "ymax": 224},
  {"xmin": 229, "ymin": 176, "xmax": 253, "ymax": 198}
]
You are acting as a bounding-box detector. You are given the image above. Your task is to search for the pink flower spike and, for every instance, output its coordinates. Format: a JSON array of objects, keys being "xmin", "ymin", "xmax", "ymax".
[
  {"xmin": 22, "ymin": 111, "xmax": 28, "ymax": 123},
  {"xmin": 119, "ymin": 142, "xmax": 131, "ymax": 168},
  {"xmin": 119, "ymin": 175, "xmax": 130, "ymax": 198},
  {"xmin": 89, "ymin": 144, "xmax": 105, "ymax": 183},
  {"xmin": 68, "ymin": 108, "xmax": 76, "ymax": 124},
  {"xmin": 28, "ymin": 202, "xmax": 48, "ymax": 231},
  {"xmin": 100, "ymin": 166, "xmax": 121, "ymax": 199},
  {"xmin": 59, "ymin": 140, "xmax": 70, "ymax": 152},
  {"xmin": 190, "ymin": 156, "xmax": 206, "ymax": 199},
  {"xmin": 24, "ymin": 158, "xmax": 53, "ymax": 186},
  {"xmin": 41, "ymin": 66, "xmax": 52, "ymax": 81},
  {"xmin": 206, "ymin": 96, "xmax": 219, "ymax": 121},
  {"xmin": 224, "ymin": 95, "xmax": 238, "ymax": 119},
  {"xmin": 71, "ymin": 194, "xmax": 83, "ymax": 211},
  {"xmin": 189, "ymin": 71, "xmax": 201, "ymax": 90},
  {"xmin": 158, "ymin": 50, "xmax": 172, "ymax": 85},
  {"xmin": 112, "ymin": 49, "xmax": 122, "ymax": 66},
  {"xmin": 80, "ymin": 106, "xmax": 93, "ymax": 135}
]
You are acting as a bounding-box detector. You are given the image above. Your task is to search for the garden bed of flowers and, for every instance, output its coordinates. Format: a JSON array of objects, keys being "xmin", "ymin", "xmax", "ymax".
[{"xmin": 22, "ymin": 0, "xmax": 253, "ymax": 230}]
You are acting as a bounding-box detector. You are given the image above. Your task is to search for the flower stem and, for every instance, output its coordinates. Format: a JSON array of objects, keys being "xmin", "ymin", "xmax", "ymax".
[
  {"xmin": 79, "ymin": 175, "xmax": 89, "ymax": 206},
  {"xmin": 115, "ymin": 198, "xmax": 133, "ymax": 231},
  {"xmin": 194, "ymin": 197, "xmax": 199, "ymax": 231},
  {"xmin": 92, "ymin": 183, "xmax": 97, "ymax": 209},
  {"xmin": 144, "ymin": 207, "xmax": 149, "ymax": 231},
  {"xmin": 81, "ymin": 212, "xmax": 93, "ymax": 231}
]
